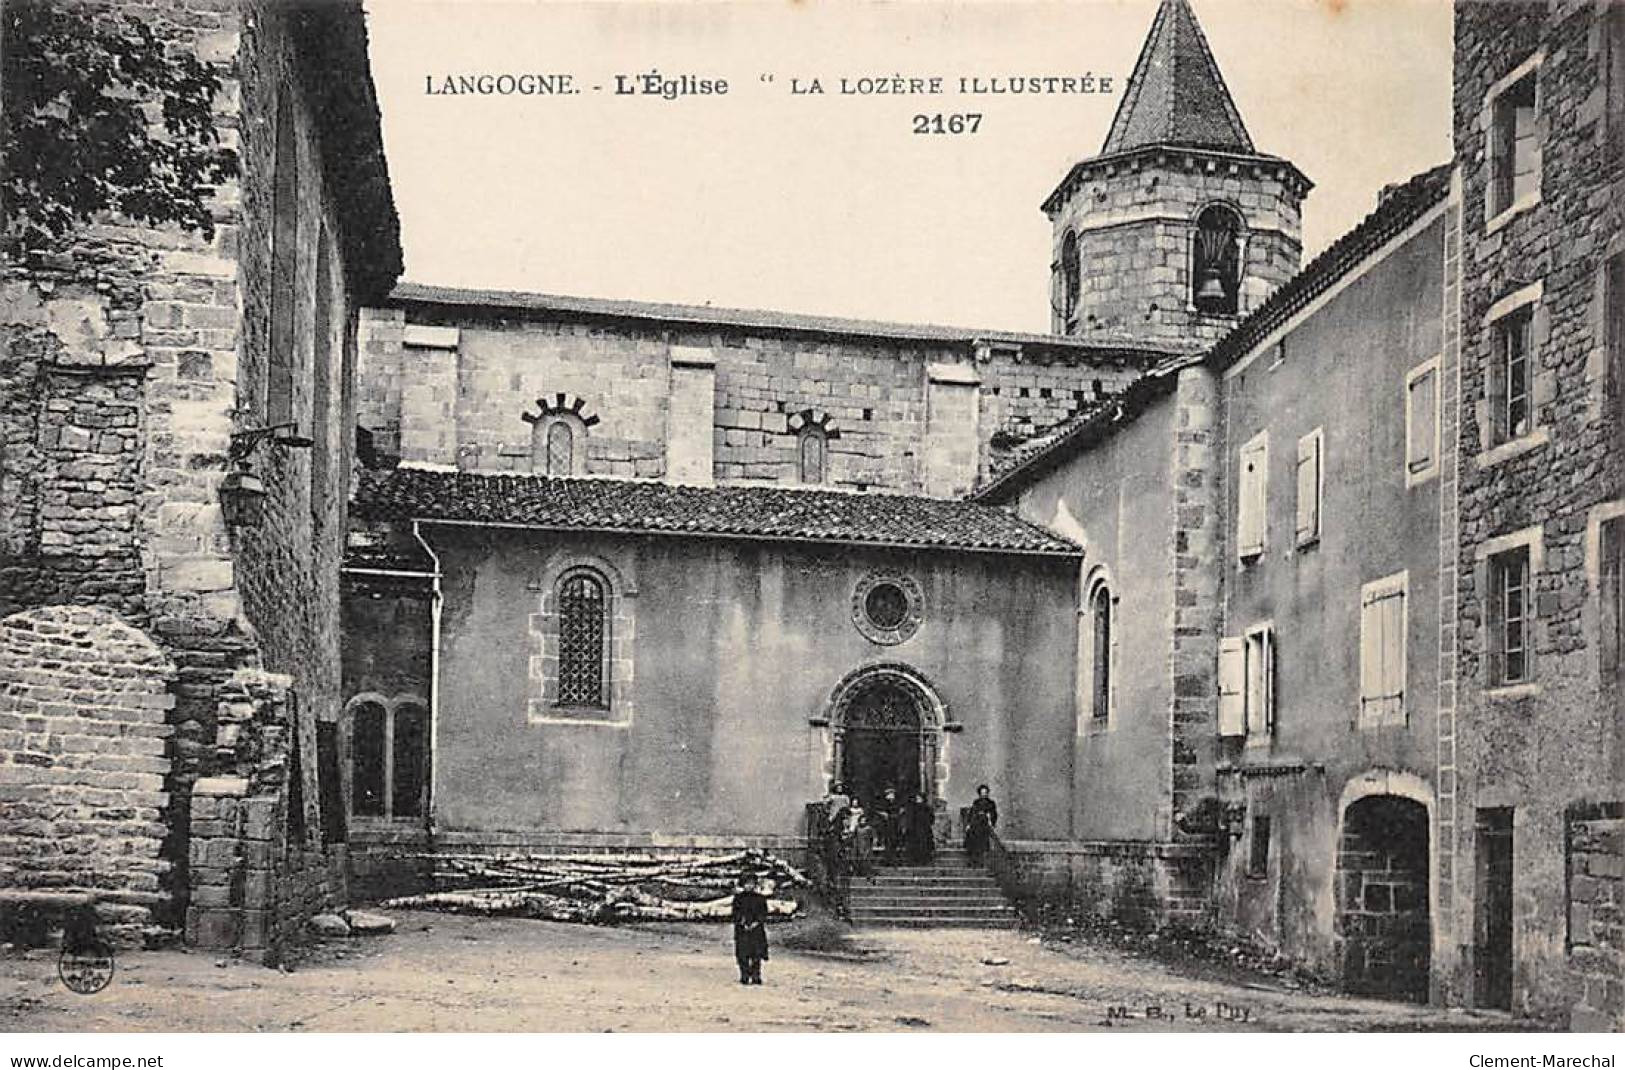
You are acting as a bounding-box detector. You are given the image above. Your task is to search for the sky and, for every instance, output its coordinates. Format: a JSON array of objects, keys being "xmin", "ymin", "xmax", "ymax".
[{"xmin": 364, "ymin": 0, "xmax": 1454, "ymax": 334}]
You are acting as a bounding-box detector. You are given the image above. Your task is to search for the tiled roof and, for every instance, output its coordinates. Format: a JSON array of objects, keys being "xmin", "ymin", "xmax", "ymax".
[
  {"xmin": 979, "ymin": 162, "xmax": 1453, "ymax": 501},
  {"xmin": 1101, "ymin": 0, "xmax": 1254, "ymax": 155},
  {"xmin": 352, "ymin": 468, "xmax": 1081, "ymax": 558},
  {"xmin": 390, "ymin": 282, "xmax": 1177, "ymax": 361},
  {"xmin": 1205, "ymin": 162, "xmax": 1453, "ymax": 367}
]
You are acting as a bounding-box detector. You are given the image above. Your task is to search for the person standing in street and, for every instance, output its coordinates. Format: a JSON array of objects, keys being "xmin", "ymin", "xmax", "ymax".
[
  {"xmin": 730, "ymin": 874, "xmax": 770, "ymax": 985},
  {"xmin": 963, "ymin": 783, "xmax": 999, "ymax": 866}
]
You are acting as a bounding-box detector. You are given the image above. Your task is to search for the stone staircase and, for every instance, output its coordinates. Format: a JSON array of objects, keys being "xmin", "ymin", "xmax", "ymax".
[{"xmin": 843, "ymin": 849, "xmax": 1018, "ymax": 929}]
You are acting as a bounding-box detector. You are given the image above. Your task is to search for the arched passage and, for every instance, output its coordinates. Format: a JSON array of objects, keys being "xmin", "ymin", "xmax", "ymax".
[
  {"xmin": 1336, "ymin": 794, "xmax": 1431, "ymax": 1001},
  {"xmin": 824, "ymin": 663, "xmax": 948, "ymax": 811}
]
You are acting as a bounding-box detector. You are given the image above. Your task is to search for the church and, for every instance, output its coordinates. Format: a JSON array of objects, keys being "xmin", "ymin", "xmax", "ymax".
[{"xmin": 339, "ymin": 0, "xmax": 1622, "ymax": 1025}]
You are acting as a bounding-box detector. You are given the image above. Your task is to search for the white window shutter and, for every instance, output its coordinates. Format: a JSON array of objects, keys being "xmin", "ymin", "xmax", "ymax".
[
  {"xmin": 1238, "ymin": 438, "xmax": 1267, "ymax": 557},
  {"xmin": 1382, "ymin": 589, "xmax": 1407, "ymax": 714},
  {"xmin": 1218, "ymin": 638, "xmax": 1245, "ymax": 736},
  {"xmin": 1409, "ymin": 370, "xmax": 1436, "ymax": 473},
  {"xmin": 1295, "ymin": 433, "xmax": 1320, "ymax": 544},
  {"xmin": 1359, "ymin": 594, "xmax": 1381, "ymax": 714}
]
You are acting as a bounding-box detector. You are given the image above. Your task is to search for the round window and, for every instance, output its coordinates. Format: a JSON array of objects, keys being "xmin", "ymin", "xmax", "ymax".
[
  {"xmin": 851, "ymin": 572, "xmax": 923, "ymax": 645},
  {"xmin": 864, "ymin": 583, "xmax": 909, "ymax": 630}
]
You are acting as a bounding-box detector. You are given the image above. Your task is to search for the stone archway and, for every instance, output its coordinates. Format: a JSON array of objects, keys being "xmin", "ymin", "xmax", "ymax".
[
  {"xmin": 1336, "ymin": 794, "xmax": 1432, "ymax": 1001},
  {"xmin": 824, "ymin": 663, "xmax": 948, "ymax": 812}
]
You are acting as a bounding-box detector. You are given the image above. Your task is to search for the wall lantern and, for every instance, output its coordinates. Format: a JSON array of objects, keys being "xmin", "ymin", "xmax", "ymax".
[{"xmin": 221, "ymin": 421, "xmax": 312, "ymax": 529}]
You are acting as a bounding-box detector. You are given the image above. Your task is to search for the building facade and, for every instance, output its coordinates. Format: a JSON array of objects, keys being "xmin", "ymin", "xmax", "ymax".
[
  {"xmin": 976, "ymin": 0, "xmax": 1621, "ymax": 1027},
  {"xmin": 0, "ymin": 0, "xmax": 401, "ymax": 960}
]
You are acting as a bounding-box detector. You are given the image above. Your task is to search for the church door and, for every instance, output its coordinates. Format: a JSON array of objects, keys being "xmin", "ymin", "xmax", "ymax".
[{"xmin": 838, "ymin": 679, "xmax": 923, "ymax": 809}]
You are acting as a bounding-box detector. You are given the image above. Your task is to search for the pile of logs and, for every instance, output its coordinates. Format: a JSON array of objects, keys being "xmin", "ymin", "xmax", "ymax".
[{"xmin": 380, "ymin": 848, "xmax": 809, "ymax": 925}]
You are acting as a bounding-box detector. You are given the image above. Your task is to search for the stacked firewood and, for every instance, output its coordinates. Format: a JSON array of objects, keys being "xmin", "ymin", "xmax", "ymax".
[{"xmin": 380, "ymin": 848, "xmax": 809, "ymax": 924}]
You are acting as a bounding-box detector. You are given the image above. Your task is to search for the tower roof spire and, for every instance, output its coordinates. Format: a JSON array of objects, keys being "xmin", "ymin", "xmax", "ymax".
[{"xmin": 1101, "ymin": 0, "xmax": 1254, "ymax": 155}]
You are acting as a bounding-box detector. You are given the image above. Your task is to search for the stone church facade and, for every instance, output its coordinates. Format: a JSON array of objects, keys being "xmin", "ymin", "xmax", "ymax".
[
  {"xmin": 0, "ymin": 0, "xmax": 1617, "ymax": 1028},
  {"xmin": 342, "ymin": 0, "xmax": 1622, "ymax": 1026}
]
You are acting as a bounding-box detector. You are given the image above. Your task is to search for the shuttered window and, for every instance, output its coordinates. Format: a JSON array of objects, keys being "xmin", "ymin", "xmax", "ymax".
[
  {"xmin": 1220, "ymin": 627, "xmax": 1274, "ymax": 740},
  {"xmin": 1244, "ymin": 627, "xmax": 1274, "ymax": 739},
  {"xmin": 1359, "ymin": 573, "xmax": 1408, "ymax": 727},
  {"xmin": 1406, "ymin": 362, "xmax": 1438, "ymax": 479},
  {"xmin": 1238, "ymin": 433, "xmax": 1268, "ymax": 559},
  {"xmin": 1295, "ymin": 429, "xmax": 1323, "ymax": 548},
  {"xmin": 1218, "ymin": 637, "xmax": 1245, "ymax": 736}
]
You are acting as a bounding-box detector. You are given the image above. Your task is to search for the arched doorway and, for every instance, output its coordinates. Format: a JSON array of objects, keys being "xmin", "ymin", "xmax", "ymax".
[
  {"xmin": 1335, "ymin": 794, "xmax": 1431, "ymax": 1001},
  {"xmin": 826, "ymin": 664, "xmax": 947, "ymax": 812}
]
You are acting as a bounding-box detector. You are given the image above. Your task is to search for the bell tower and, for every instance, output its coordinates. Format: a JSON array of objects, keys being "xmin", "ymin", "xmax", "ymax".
[{"xmin": 1046, "ymin": 0, "xmax": 1311, "ymax": 347}]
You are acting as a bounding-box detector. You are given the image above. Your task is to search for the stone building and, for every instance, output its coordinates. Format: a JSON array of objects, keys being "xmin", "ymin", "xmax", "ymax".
[
  {"xmin": 0, "ymin": 1, "xmax": 402, "ymax": 960},
  {"xmin": 1442, "ymin": 0, "xmax": 1623, "ymax": 1025},
  {"xmin": 973, "ymin": 0, "xmax": 1622, "ymax": 1027}
]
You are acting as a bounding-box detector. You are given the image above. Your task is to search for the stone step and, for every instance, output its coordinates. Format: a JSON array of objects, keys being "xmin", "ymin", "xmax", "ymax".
[
  {"xmin": 850, "ymin": 913, "xmax": 1017, "ymax": 923},
  {"xmin": 851, "ymin": 901, "xmax": 1016, "ymax": 918},
  {"xmin": 847, "ymin": 887, "xmax": 1007, "ymax": 900},
  {"xmin": 847, "ymin": 898, "xmax": 1013, "ymax": 911},
  {"xmin": 859, "ymin": 868, "xmax": 994, "ymax": 879}
]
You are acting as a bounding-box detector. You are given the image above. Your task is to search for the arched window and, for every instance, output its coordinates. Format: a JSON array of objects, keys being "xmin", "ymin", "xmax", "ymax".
[
  {"xmin": 1060, "ymin": 231, "xmax": 1081, "ymax": 330},
  {"xmin": 1192, "ymin": 205, "xmax": 1243, "ymax": 315},
  {"xmin": 350, "ymin": 700, "xmax": 387, "ymax": 817},
  {"xmin": 798, "ymin": 428, "xmax": 827, "ymax": 484},
  {"xmin": 556, "ymin": 569, "xmax": 609, "ymax": 709},
  {"xmin": 531, "ymin": 415, "xmax": 584, "ymax": 476},
  {"xmin": 1090, "ymin": 584, "xmax": 1112, "ymax": 721},
  {"xmin": 1079, "ymin": 573, "xmax": 1116, "ymax": 729},
  {"xmin": 347, "ymin": 695, "xmax": 428, "ymax": 820}
]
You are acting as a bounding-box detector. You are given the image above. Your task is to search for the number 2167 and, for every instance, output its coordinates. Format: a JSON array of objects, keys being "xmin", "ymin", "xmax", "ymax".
[{"xmin": 913, "ymin": 113, "xmax": 982, "ymax": 134}]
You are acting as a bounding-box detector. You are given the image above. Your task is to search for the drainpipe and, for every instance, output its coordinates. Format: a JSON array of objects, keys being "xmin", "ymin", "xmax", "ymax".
[{"xmin": 411, "ymin": 521, "xmax": 443, "ymax": 831}]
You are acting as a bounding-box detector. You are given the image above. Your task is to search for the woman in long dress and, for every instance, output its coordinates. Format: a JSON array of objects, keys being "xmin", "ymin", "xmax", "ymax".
[
  {"xmin": 963, "ymin": 783, "xmax": 998, "ymax": 866},
  {"xmin": 904, "ymin": 791, "xmax": 935, "ymax": 863}
]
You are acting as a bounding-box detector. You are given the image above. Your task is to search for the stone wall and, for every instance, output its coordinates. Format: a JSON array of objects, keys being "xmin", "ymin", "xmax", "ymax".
[
  {"xmin": 1450, "ymin": 0, "xmax": 1625, "ymax": 1017},
  {"xmin": 1565, "ymin": 805, "xmax": 1623, "ymax": 1031},
  {"xmin": 986, "ymin": 834, "xmax": 1214, "ymax": 931},
  {"xmin": 185, "ymin": 667, "xmax": 335, "ymax": 963},
  {"xmin": 354, "ymin": 302, "xmax": 1154, "ymax": 494},
  {"xmin": 0, "ymin": 342, "xmax": 148, "ymax": 621},
  {"xmin": 1046, "ymin": 150, "xmax": 1307, "ymax": 347},
  {"xmin": 0, "ymin": 607, "xmax": 175, "ymax": 945}
]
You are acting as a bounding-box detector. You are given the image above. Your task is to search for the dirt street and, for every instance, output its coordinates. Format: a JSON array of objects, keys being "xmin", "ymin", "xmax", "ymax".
[{"xmin": 1, "ymin": 911, "xmax": 1525, "ymax": 1032}]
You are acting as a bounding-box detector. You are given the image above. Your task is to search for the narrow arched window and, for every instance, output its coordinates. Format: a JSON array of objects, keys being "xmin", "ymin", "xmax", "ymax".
[
  {"xmin": 1060, "ymin": 231, "xmax": 1081, "ymax": 329},
  {"xmin": 557, "ymin": 570, "xmax": 608, "ymax": 708},
  {"xmin": 391, "ymin": 702, "xmax": 428, "ymax": 818},
  {"xmin": 1193, "ymin": 205, "xmax": 1243, "ymax": 315},
  {"xmin": 1091, "ymin": 585, "xmax": 1112, "ymax": 721},
  {"xmin": 545, "ymin": 421, "xmax": 574, "ymax": 476},
  {"xmin": 350, "ymin": 701, "xmax": 387, "ymax": 817},
  {"xmin": 799, "ymin": 429, "xmax": 827, "ymax": 484}
]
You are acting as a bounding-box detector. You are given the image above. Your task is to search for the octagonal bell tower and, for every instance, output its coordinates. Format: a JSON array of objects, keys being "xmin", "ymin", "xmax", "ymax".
[{"xmin": 1046, "ymin": 0, "xmax": 1312, "ymax": 347}]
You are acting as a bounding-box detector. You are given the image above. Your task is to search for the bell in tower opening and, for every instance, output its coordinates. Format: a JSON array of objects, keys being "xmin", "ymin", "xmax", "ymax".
[{"xmin": 1192, "ymin": 204, "xmax": 1244, "ymax": 316}]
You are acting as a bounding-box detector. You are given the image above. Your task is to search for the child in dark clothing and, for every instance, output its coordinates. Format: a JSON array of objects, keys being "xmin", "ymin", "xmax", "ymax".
[{"xmin": 731, "ymin": 875, "xmax": 770, "ymax": 985}]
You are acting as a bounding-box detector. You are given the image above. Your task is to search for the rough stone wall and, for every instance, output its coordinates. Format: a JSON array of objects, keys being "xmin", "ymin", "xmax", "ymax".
[
  {"xmin": 0, "ymin": 607, "xmax": 175, "ymax": 944},
  {"xmin": 0, "ymin": 344, "xmax": 148, "ymax": 621},
  {"xmin": 986, "ymin": 836, "xmax": 1214, "ymax": 931},
  {"xmin": 1, "ymin": 0, "xmax": 368, "ymax": 946},
  {"xmin": 1047, "ymin": 152, "xmax": 1306, "ymax": 347},
  {"xmin": 186, "ymin": 667, "xmax": 332, "ymax": 963},
  {"xmin": 1565, "ymin": 806, "xmax": 1623, "ymax": 1031},
  {"xmin": 1450, "ymin": 0, "xmax": 1625, "ymax": 1018},
  {"xmin": 355, "ymin": 306, "xmax": 1152, "ymax": 495}
]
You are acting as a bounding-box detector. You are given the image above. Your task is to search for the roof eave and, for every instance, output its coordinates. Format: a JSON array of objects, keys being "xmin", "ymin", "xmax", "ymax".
[
  {"xmin": 1041, "ymin": 144, "xmax": 1313, "ymax": 216},
  {"xmin": 380, "ymin": 514, "xmax": 1082, "ymax": 560}
]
